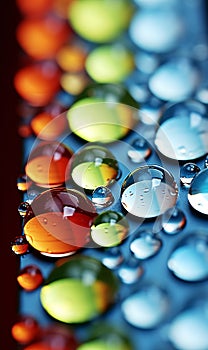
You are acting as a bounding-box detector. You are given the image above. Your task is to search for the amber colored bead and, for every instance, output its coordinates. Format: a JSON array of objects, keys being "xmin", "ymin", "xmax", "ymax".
[
  {"xmin": 16, "ymin": 17, "xmax": 71, "ymax": 61},
  {"xmin": 25, "ymin": 140, "xmax": 73, "ymax": 188},
  {"xmin": 30, "ymin": 112, "xmax": 68, "ymax": 141},
  {"xmin": 11, "ymin": 235, "xmax": 29, "ymax": 255},
  {"xmin": 17, "ymin": 265, "xmax": 44, "ymax": 291},
  {"xmin": 56, "ymin": 45, "xmax": 87, "ymax": 73},
  {"xmin": 16, "ymin": 0, "xmax": 53, "ymax": 17},
  {"xmin": 11, "ymin": 315, "xmax": 40, "ymax": 344},
  {"xmin": 13, "ymin": 62, "xmax": 61, "ymax": 107}
]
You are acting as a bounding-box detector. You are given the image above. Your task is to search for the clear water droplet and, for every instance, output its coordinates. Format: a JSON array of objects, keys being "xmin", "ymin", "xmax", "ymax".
[
  {"xmin": 121, "ymin": 284, "xmax": 170, "ymax": 329},
  {"xmin": 129, "ymin": 9, "xmax": 184, "ymax": 53},
  {"xmin": 188, "ymin": 168, "xmax": 208, "ymax": 215},
  {"xmin": 160, "ymin": 207, "xmax": 186, "ymax": 235},
  {"xmin": 167, "ymin": 232, "xmax": 208, "ymax": 282},
  {"xmin": 101, "ymin": 248, "xmax": 124, "ymax": 269},
  {"xmin": 180, "ymin": 163, "xmax": 201, "ymax": 186},
  {"xmin": 149, "ymin": 59, "xmax": 199, "ymax": 102},
  {"xmin": 168, "ymin": 298, "xmax": 208, "ymax": 350},
  {"xmin": 120, "ymin": 165, "xmax": 178, "ymax": 218},
  {"xmin": 154, "ymin": 100, "xmax": 208, "ymax": 161},
  {"xmin": 91, "ymin": 186, "xmax": 114, "ymax": 208},
  {"xmin": 18, "ymin": 202, "xmax": 30, "ymax": 217},
  {"xmin": 26, "ymin": 189, "xmax": 39, "ymax": 204},
  {"xmin": 127, "ymin": 137, "xmax": 152, "ymax": 163},
  {"xmin": 90, "ymin": 211, "xmax": 129, "ymax": 247},
  {"xmin": 117, "ymin": 257, "xmax": 144, "ymax": 284},
  {"xmin": 130, "ymin": 230, "xmax": 162, "ymax": 259}
]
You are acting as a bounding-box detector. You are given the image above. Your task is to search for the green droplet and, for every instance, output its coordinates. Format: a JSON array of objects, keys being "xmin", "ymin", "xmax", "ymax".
[
  {"xmin": 40, "ymin": 255, "xmax": 119, "ymax": 323},
  {"xmin": 68, "ymin": 0, "xmax": 134, "ymax": 43},
  {"xmin": 85, "ymin": 45, "xmax": 134, "ymax": 83},
  {"xmin": 66, "ymin": 83, "xmax": 139, "ymax": 143}
]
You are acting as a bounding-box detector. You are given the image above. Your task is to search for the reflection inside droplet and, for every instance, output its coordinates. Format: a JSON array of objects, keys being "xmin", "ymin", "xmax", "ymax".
[
  {"xmin": 120, "ymin": 165, "xmax": 178, "ymax": 218},
  {"xmin": 91, "ymin": 186, "xmax": 114, "ymax": 208},
  {"xmin": 188, "ymin": 168, "xmax": 208, "ymax": 215},
  {"xmin": 154, "ymin": 100, "xmax": 208, "ymax": 160},
  {"xmin": 121, "ymin": 284, "xmax": 170, "ymax": 329},
  {"xmin": 160, "ymin": 207, "xmax": 186, "ymax": 235},
  {"xmin": 130, "ymin": 230, "xmax": 162, "ymax": 259},
  {"xmin": 167, "ymin": 232, "xmax": 208, "ymax": 281}
]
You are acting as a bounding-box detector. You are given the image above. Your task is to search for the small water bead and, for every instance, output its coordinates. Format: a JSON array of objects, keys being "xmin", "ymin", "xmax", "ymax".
[
  {"xmin": 25, "ymin": 141, "xmax": 73, "ymax": 188},
  {"xmin": 90, "ymin": 211, "xmax": 129, "ymax": 248},
  {"xmin": 91, "ymin": 186, "xmax": 114, "ymax": 208},
  {"xmin": 121, "ymin": 284, "xmax": 170, "ymax": 329},
  {"xmin": 101, "ymin": 248, "xmax": 124, "ymax": 269},
  {"xmin": 160, "ymin": 207, "xmax": 186, "ymax": 235},
  {"xmin": 61, "ymin": 72, "xmax": 90, "ymax": 96},
  {"xmin": 23, "ymin": 188, "xmax": 97, "ymax": 257},
  {"xmin": 188, "ymin": 168, "xmax": 208, "ymax": 215},
  {"xmin": 40, "ymin": 255, "xmax": 119, "ymax": 323},
  {"xmin": 17, "ymin": 174, "xmax": 31, "ymax": 192},
  {"xmin": 68, "ymin": 0, "xmax": 134, "ymax": 43},
  {"xmin": 23, "ymin": 324, "xmax": 78, "ymax": 350},
  {"xmin": 180, "ymin": 163, "xmax": 201, "ymax": 186},
  {"xmin": 130, "ymin": 230, "xmax": 162, "ymax": 259},
  {"xmin": 66, "ymin": 83, "xmax": 139, "ymax": 143},
  {"xmin": 11, "ymin": 235, "xmax": 29, "ymax": 255},
  {"xmin": 85, "ymin": 44, "xmax": 135, "ymax": 83},
  {"xmin": 120, "ymin": 165, "xmax": 178, "ymax": 218},
  {"xmin": 17, "ymin": 265, "xmax": 44, "ymax": 291},
  {"xmin": 149, "ymin": 58, "xmax": 200, "ymax": 102},
  {"xmin": 167, "ymin": 232, "xmax": 208, "ymax": 282},
  {"xmin": 204, "ymin": 154, "xmax": 208, "ymax": 168},
  {"xmin": 117, "ymin": 257, "xmax": 144, "ymax": 284},
  {"xmin": 129, "ymin": 9, "xmax": 184, "ymax": 53},
  {"xmin": 70, "ymin": 145, "xmax": 119, "ymax": 191},
  {"xmin": 11, "ymin": 315, "xmax": 40, "ymax": 345},
  {"xmin": 168, "ymin": 298, "xmax": 208, "ymax": 350},
  {"xmin": 18, "ymin": 202, "xmax": 30, "ymax": 218},
  {"xmin": 154, "ymin": 100, "xmax": 208, "ymax": 161},
  {"xmin": 127, "ymin": 136, "xmax": 152, "ymax": 163}
]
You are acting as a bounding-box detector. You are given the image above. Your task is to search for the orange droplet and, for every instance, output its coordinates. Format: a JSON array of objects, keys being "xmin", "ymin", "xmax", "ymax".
[
  {"xmin": 11, "ymin": 315, "xmax": 40, "ymax": 344},
  {"xmin": 17, "ymin": 265, "xmax": 44, "ymax": 291},
  {"xmin": 18, "ymin": 124, "xmax": 33, "ymax": 138},
  {"xmin": 56, "ymin": 44, "xmax": 87, "ymax": 72},
  {"xmin": 14, "ymin": 62, "xmax": 61, "ymax": 106},
  {"xmin": 30, "ymin": 112, "xmax": 68, "ymax": 140},
  {"xmin": 16, "ymin": 0, "xmax": 53, "ymax": 17},
  {"xmin": 16, "ymin": 17, "xmax": 71, "ymax": 60}
]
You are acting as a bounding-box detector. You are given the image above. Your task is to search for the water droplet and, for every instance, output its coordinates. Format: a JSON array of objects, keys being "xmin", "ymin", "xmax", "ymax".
[
  {"xmin": 17, "ymin": 265, "xmax": 44, "ymax": 291},
  {"xmin": 66, "ymin": 83, "xmax": 139, "ymax": 143},
  {"xmin": 121, "ymin": 284, "xmax": 170, "ymax": 329},
  {"xmin": 120, "ymin": 165, "xmax": 178, "ymax": 218},
  {"xmin": 160, "ymin": 207, "xmax": 186, "ymax": 235},
  {"xmin": 167, "ymin": 232, "xmax": 208, "ymax": 282},
  {"xmin": 18, "ymin": 202, "xmax": 30, "ymax": 217},
  {"xmin": 23, "ymin": 188, "xmax": 97, "ymax": 257},
  {"xmin": 17, "ymin": 174, "xmax": 31, "ymax": 192},
  {"xmin": 40, "ymin": 255, "xmax": 119, "ymax": 323},
  {"xmin": 154, "ymin": 100, "xmax": 208, "ymax": 160},
  {"xmin": 168, "ymin": 298, "xmax": 208, "ymax": 350},
  {"xmin": 11, "ymin": 235, "xmax": 29, "ymax": 255},
  {"xmin": 11, "ymin": 315, "xmax": 40, "ymax": 345},
  {"xmin": 188, "ymin": 168, "xmax": 208, "ymax": 215},
  {"xmin": 101, "ymin": 248, "xmax": 124, "ymax": 269},
  {"xmin": 90, "ymin": 211, "xmax": 129, "ymax": 248},
  {"xmin": 204, "ymin": 154, "xmax": 208, "ymax": 168},
  {"xmin": 180, "ymin": 163, "xmax": 201, "ymax": 186},
  {"xmin": 70, "ymin": 144, "xmax": 119, "ymax": 191},
  {"xmin": 130, "ymin": 230, "xmax": 162, "ymax": 259},
  {"xmin": 129, "ymin": 8, "xmax": 184, "ymax": 53},
  {"xmin": 127, "ymin": 136, "xmax": 152, "ymax": 163},
  {"xmin": 26, "ymin": 189, "xmax": 39, "ymax": 204},
  {"xmin": 117, "ymin": 257, "xmax": 144, "ymax": 284},
  {"xmin": 149, "ymin": 59, "xmax": 199, "ymax": 102},
  {"xmin": 91, "ymin": 186, "xmax": 114, "ymax": 208},
  {"xmin": 25, "ymin": 140, "xmax": 73, "ymax": 188}
]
